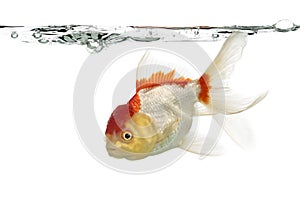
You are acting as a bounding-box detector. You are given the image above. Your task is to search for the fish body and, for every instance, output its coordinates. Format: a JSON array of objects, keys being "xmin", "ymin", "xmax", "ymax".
[{"xmin": 105, "ymin": 33, "xmax": 267, "ymax": 160}]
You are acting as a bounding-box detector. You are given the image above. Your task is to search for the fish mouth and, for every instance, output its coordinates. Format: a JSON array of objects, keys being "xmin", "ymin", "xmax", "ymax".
[
  {"xmin": 107, "ymin": 147, "xmax": 116, "ymax": 151},
  {"xmin": 106, "ymin": 144, "xmax": 149, "ymax": 160},
  {"xmin": 105, "ymin": 142, "xmax": 123, "ymax": 158},
  {"xmin": 106, "ymin": 143, "xmax": 117, "ymax": 152},
  {"xmin": 106, "ymin": 148, "xmax": 126, "ymax": 159}
]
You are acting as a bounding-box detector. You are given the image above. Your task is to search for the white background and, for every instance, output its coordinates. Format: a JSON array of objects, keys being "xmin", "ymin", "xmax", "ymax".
[{"xmin": 0, "ymin": 1, "xmax": 300, "ymax": 200}]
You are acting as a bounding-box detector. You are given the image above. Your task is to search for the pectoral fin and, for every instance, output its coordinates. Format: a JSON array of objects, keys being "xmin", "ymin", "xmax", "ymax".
[{"xmin": 180, "ymin": 131, "xmax": 224, "ymax": 156}]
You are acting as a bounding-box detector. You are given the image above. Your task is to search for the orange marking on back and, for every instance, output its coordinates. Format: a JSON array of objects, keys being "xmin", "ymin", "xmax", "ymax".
[
  {"xmin": 198, "ymin": 74, "xmax": 211, "ymax": 104},
  {"xmin": 128, "ymin": 93, "xmax": 141, "ymax": 114},
  {"xmin": 136, "ymin": 70, "xmax": 191, "ymax": 92}
]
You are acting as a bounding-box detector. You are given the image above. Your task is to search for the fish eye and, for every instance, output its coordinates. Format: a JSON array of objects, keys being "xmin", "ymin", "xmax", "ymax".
[{"xmin": 121, "ymin": 131, "xmax": 133, "ymax": 141}]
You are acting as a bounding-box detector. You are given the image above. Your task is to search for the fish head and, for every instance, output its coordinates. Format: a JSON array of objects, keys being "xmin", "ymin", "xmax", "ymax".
[{"xmin": 105, "ymin": 104, "xmax": 158, "ymax": 160}]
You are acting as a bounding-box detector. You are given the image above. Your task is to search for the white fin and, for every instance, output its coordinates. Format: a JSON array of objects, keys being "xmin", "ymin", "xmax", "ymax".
[
  {"xmin": 214, "ymin": 112, "xmax": 256, "ymax": 150},
  {"xmin": 194, "ymin": 89, "xmax": 267, "ymax": 115},
  {"xmin": 179, "ymin": 131, "xmax": 224, "ymax": 156},
  {"xmin": 206, "ymin": 32, "xmax": 248, "ymax": 87},
  {"xmin": 197, "ymin": 32, "xmax": 268, "ymax": 115},
  {"xmin": 210, "ymin": 88, "xmax": 268, "ymax": 114},
  {"xmin": 136, "ymin": 50, "xmax": 198, "ymax": 91},
  {"xmin": 194, "ymin": 33, "xmax": 267, "ymax": 150}
]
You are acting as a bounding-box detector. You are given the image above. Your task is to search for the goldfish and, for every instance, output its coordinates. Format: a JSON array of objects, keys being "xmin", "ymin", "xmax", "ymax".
[{"xmin": 105, "ymin": 32, "xmax": 267, "ymax": 160}]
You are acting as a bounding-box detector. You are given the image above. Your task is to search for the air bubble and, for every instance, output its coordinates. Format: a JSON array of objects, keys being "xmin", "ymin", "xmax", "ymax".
[
  {"xmin": 275, "ymin": 19, "xmax": 295, "ymax": 32},
  {"xmin": 11, "ymin": 31, "xmax": 18, "ymax": 39},
  {"xmin": 33, "ymin": 32, "xmax": 42, "ymax": 39},
  {"xmin": 91, "ymin": 32, "xmax": 99, "ymax": 41},
  {"xmin": 79, "ymin": 33, "xmax": 89, "ymax": 45},
  {"xmin": 212, "ymin": 33, "xmax": 219, "ymax": 38},
  {"xmin": 86, "ymin": 41, "xmax": 104, "ymax": 53},
  {"xmin": 38, "ymin": 38, "xmax": 49, "ymax": 44},
  {"xmin": 62, "ymin": 35, "xmax": 74, "ymax": 43}
]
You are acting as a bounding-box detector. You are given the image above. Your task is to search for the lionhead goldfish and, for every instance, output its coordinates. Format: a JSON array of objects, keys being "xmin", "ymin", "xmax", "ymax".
[{"xmin": 105, "ymin": 33, "xmax": 267, "ymax": 160}]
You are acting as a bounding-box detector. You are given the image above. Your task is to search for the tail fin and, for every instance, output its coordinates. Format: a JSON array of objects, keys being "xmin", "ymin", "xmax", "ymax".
[{"xmin": 196, "ymin": 32, "xmax": 267, "ymax": 115}]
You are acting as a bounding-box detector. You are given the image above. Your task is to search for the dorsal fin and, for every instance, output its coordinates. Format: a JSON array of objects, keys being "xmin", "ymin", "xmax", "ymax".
[
  {"xmin": 136, "ymin": 70, "xmax": 192, "ymax": 92},
  {"xmin": 136, "ymin": 50, "xmax": 199, "ymax": 92}
]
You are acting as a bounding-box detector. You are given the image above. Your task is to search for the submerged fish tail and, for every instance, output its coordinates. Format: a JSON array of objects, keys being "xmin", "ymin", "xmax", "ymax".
[{"xmin": 196, "ymin": 32, "xmax": 267, "ymax": 115}]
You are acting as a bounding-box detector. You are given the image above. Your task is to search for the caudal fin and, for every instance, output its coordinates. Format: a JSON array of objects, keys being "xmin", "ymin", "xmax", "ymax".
[{"xmin": 196, "ymin": 32, "xmax": 267, "ymax": 115}]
